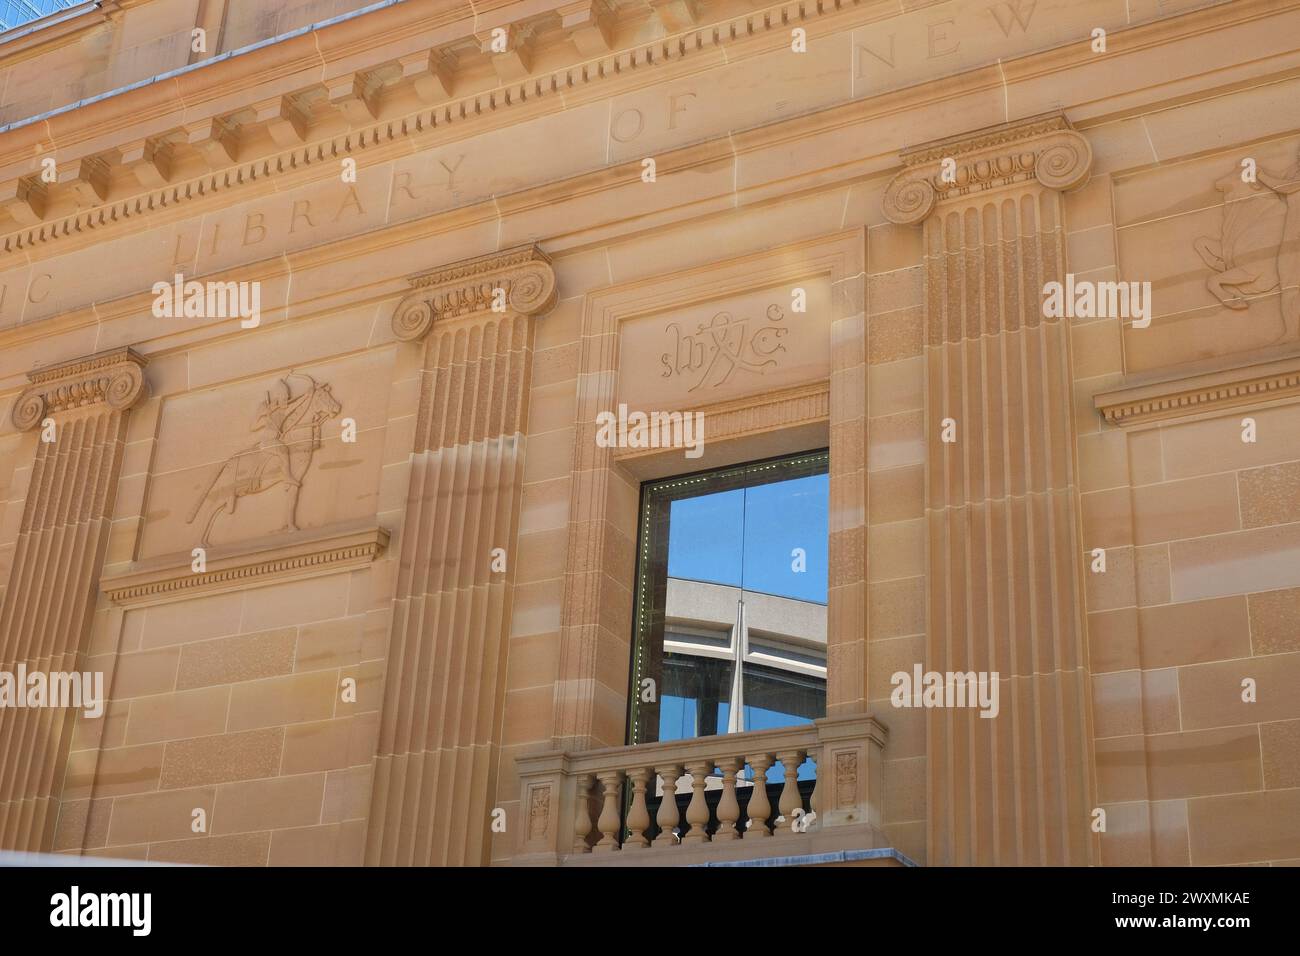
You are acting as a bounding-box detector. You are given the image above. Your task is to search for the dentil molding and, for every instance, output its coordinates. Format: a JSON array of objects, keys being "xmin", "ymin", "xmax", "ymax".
[
  {"xmin": 101, "ymin": 524, "xmax": 390, "ymax": 606},
  {"xmin": 1094, "ymin": 351, "xmax": 1300, "ymax": 428}
]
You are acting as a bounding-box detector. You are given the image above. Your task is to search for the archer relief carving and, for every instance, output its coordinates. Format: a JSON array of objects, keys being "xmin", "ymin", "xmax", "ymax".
[
  {"xmin": 187, "ymin": 372, "xmax": 343, "ymax": 547},
  {"xmin": 1195, "ymin": 152, "xmax": 1300, "ymax": 342}
]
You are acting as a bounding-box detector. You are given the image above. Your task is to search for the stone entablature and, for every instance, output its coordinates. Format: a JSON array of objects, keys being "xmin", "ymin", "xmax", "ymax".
[{"xmin": 0, "ymin": 0, "xmax": 1232, "ymax": 262}]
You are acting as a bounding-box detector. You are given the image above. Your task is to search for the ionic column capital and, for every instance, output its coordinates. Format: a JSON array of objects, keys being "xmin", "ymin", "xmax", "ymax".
[
  {"xmin": 11, "ymin": 346, "xmax": 148, "ymax": 431},
  {"xmin": 882, "ymin": 111, "xmax": 1092, "ymax": 225},
  {"xmin": 390, "ymin": 242, "xmax": 558, "ymax": 342}
]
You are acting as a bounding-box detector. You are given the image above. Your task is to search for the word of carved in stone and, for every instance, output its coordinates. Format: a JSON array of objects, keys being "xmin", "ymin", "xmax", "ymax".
[
  {"xmin": 11, "ymin": 347, "xmax": 148, "ymax": 431},
  {"xmin": 186, "ymin": 372, "xmax": 342, "ymax": 547},
  {"xmin": 1194, "ymin": 154, "xmax": 1300, "ymax": 344},
  {"xmin": 391, "ymin": 243, "xmax": 557, "ymax": 341},
  {"xmin": 660, "ymin": 304, "xmax": 788, "ymax": 392},
  {"xmin": 882, "ymin": 113, "xmax": 1093, "ymax": 225}
]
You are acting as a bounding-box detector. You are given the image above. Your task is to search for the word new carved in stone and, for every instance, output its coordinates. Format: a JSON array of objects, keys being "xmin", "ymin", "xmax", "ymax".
[
  {"xmin": 187, "ymin": 372, "xmax": 342, "ymax": 546},
  {"xmin": 660, "ymin": 304, "xmax": 788, "ymax": 392}
]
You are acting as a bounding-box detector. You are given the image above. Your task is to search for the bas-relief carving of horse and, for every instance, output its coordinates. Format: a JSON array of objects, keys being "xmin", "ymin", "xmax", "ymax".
[
  {"xmin": 1193, "ymin": 172, "xmax": 1286, "ymax": 315},
  {"xmin": 186, "ymin": 372, "xmax": 342, "ymax": 547}
]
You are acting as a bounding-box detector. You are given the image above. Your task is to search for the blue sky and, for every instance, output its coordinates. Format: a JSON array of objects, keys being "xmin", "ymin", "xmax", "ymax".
[{"xmin": 666, "ymin": 473, "xmax": 829, "ymax": 604}]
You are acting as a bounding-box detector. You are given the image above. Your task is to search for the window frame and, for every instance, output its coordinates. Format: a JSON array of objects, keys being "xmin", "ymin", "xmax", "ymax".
[{"xmin": 626, "ymin": 448, "xmax": 831, "ymax": 746}]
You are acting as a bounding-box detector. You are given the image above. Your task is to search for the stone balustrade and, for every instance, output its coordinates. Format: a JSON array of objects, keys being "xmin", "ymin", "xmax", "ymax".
[{"xmin": 514, "ymin": 715, "xmax": 889, "ymax": 866}]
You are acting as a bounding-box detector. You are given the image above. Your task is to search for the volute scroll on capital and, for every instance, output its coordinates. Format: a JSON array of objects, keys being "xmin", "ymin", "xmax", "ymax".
[
  {"xmin": 391, "ymin": 243, "xmax": 558, "ymax": 342},
  {"xmin": 882, "ymin": 112, "xmax": 1093, "ymax": 225},
  {"xmin": 11, "ymin": 347, "xmax": 149, "ymax": 431}
]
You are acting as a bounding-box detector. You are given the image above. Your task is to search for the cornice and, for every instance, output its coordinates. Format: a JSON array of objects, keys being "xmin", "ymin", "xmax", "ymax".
[
  {"xmin": 391, "ymin": 242, "xmax": 557, "ymax": 340},
  {"xmin": 0, "ymin": 0, "xmax": 1275, "ymax": 264},
  {"xmin": 1094, "ymin": 351, "xmax": 1300, "ymax": 428},
  {"xmin": 881, "ymin": 111, "xmax": 1093, "ymax": 224},
  {"xmin": 10, "ymin": 346, "xmax": 148, "ymax": 430},
  {"xmin": 0, "ymin": 0, "xmax": 877, "ymax": 257},
  {"xmin": 101, "ymin": 524, "xmax": 390, "ymax": 606}
]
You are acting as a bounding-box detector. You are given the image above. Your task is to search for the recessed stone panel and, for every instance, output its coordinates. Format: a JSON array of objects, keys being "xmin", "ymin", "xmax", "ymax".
[
  {"xmin": 1114, "ymin": 137, "xmax": 1300, "ymax": 371},
  {"xmin": 139, "ymin": 349, "xmax": 393, "ymax": 558},
  {"xmin": 615, "ymin": 277, "xmax": 832, "ymax": 414}
]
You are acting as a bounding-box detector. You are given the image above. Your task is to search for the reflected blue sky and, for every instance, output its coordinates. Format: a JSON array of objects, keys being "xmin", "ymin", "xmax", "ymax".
[{"xmin": 666, "ymin": 473, "xmax": 829, "ymax": 604}]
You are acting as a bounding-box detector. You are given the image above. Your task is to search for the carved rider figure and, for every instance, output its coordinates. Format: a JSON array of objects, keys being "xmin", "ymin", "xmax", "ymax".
[{"xmin": 251, "ymin": 379, "xmax": 303, "ymax": 493}]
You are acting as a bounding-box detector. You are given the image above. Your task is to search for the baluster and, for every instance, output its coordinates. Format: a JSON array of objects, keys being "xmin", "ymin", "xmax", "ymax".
[
  {"xmin": 745, "ymin": 753, "xmax": 773, "ymax": 838},
  {"xmin": 594, "ymin": 770, "xmax": 624, "ymax": 852},
  {"xmin": 775, "ymin": 749, "xmax": 804, "ymax": 835},
  {"xmin": 808, "ymin": 747, "xmax": 820, "ymax": 830},
  {"xmin": 573, "ymin": 772, "xmax": 595, "ymax": 853},
  {"xmin": 625, "ymin": 768, "xmax": 651, "ymax": 849},
  {"xmin": 681, "ymin": 760, "xmax": 711, "ymax": 844},
  {"xmin": 654, "ymin": 764, "xmax": 683, "ymax": 847},
  {"xmin": 714, "ymin": 758, "xmax": 742, "ymax": 841}
]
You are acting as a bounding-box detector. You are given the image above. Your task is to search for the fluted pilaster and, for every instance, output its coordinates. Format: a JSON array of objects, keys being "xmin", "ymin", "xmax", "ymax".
[
  {"xmin": 0, "ymin": 347, "xmax": 147, "ymax": 852},
  {"xmin": 365, "ymin": 244, "xmax": 556, "ymax": 866},
  {"xmin": 884, "ymin": 113, "xmax": 1096, "ymax": 866}
]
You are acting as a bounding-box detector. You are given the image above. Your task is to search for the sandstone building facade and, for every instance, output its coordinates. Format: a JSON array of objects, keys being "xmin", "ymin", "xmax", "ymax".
[{"xmin": 0, "ymin": 0, "xmax": 1297, "ymax": 867}]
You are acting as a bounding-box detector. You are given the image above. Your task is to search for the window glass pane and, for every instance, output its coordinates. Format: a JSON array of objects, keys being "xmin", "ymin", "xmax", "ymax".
[
  {"xmin": 666, "ymin": 488, "xmax": 744, "ymax": 586},
  {"xmin": 741, "ymin": 663, "xmax": 824, "ymax": 729},
  {"xmin": 659, "ymin": 654, "xmax": 732, "ymax": 741},
  {"xmin": 740, "ymin": 473, "xmax": 829, "ymax": 603},
  {"xmin": 628, "ymin": 451, "xmax": 829, "ymax": 747}
]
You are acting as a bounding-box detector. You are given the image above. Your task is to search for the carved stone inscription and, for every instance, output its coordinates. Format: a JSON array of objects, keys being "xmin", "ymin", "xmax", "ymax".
[
  {"xmin": 660, "ymin": 304, "xmax": 789, "ymax": 392},
  {"xmin": 617, "ymin": 278, "xmax": 832, "ymax": 412}
]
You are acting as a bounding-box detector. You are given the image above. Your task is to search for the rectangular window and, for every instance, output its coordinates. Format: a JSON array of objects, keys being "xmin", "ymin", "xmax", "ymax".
[{"xmin": 627, "ymin": 450, "xmax": 829, "ymax": 752}]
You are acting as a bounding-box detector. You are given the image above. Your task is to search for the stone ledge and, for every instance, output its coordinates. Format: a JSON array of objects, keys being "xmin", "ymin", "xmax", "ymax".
[
  {"xmin": 552, "ymin": 823, "xmax": 900, "ymax": 867},
  {"xmin": 1094, "ymin": 349, "xmax": 1300, "ymax": 428},
  {"xmin": 611, "ymin": 381, "xmax": 831, "ymax": 462},
  {"xmin": 100, "ymin": 522, "xmax": 389, "ymax": 607}
]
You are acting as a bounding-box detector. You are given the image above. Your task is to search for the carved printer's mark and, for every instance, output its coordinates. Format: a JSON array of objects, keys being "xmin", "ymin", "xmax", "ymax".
[
  {"xmin": 660, "ymin": 304, "xmax": 788, "ymax": 392},
  {"xmin": 186, "ymin": 372, "xmax": 342, "ymax": 547},
  {"xmin": 1195, "ymin": 153, "xmax": 1300, "ymax": 343}
]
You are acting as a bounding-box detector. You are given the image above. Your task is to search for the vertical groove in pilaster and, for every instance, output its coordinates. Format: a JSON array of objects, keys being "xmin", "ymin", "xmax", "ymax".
[{"xmin": 366, "ymin": 309, "xmax": 534, "ymax": 867}]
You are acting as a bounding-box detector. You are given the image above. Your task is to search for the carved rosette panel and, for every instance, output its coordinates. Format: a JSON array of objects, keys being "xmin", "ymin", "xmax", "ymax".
[
  {"xmin": 880, "ymin": 113, "xmax": 1095, "ymax": 866},
  {"xmin": 367, "ymin": 244, "xmax": 556, "ymax": 867},
  {"xmin": 834, "ymin": 753, "xmax": 858, "ymax": 810},
  {"xmin": 0, "ymin": 347, "xmax": 148, "ymax": 853},
  {"xmin": 390, "ymin": 243, "xmax": 557, "ymax": 341},
  {"xmin": 883, "ymin": 113, "xmax": 1092, "ymax": 226}
]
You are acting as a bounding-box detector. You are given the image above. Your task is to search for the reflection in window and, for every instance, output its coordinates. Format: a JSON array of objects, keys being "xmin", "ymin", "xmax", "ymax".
[{"xmin": 628, "ymin": 450, "xmax": 829, "ymax": 764}]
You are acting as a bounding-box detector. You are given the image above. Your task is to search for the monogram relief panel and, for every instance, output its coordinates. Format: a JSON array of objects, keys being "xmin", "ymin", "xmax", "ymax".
[
  {"xmin": 1114, "ymin": 136, "xmax": 1300, "ymax": 372},
  {"xmin": 616, "ymin": 277, "xmax": 834, "ymax": 414},
  {"xmin": 137, "ymin": 349, "xmax": 395, "ymax": 559}
]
